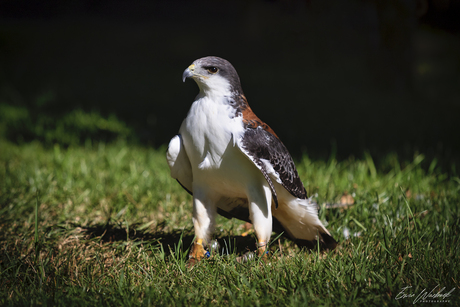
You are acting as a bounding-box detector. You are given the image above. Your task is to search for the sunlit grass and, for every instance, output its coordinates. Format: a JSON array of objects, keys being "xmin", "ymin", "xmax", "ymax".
[{"xmin": 1, "ymin": 138, "xmax": 459, "ymax": 306}]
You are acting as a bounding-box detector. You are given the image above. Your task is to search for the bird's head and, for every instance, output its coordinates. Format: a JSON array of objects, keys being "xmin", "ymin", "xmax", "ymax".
[{"xmin": 182, "ymin": 56, "xmax": 243, "ymax": 96}]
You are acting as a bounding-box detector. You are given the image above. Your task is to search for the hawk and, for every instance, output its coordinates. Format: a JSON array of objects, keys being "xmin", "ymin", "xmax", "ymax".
[{"xmin": 167, "ymin": 56, "xmax": 336, "ymax": 261}]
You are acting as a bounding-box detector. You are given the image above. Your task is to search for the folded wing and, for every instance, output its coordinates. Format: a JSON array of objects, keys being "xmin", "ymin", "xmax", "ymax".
[
  {"xmin": 166, "ymin": 134, "xmax": 193, "ymax": 194},
  {"xmin": 236, "ymin": 127, "xmax": 307, "ymax": 202}
]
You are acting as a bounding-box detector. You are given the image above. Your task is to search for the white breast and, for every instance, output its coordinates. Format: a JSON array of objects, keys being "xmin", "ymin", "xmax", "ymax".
[{"xmin": 179, "ymin": 95, "xmax": 244, "ymax": 170}]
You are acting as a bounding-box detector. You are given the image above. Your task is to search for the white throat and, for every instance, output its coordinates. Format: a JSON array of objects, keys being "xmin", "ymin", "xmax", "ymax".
[{"xmin": 195, "ymin": 74, "xmax": 232, "ymax": 100}]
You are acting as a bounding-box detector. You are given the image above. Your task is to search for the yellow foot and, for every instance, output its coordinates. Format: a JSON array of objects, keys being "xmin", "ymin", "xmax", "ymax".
[
  {"xmin": 257, "ymin": 241, "xmax": 269, "ymax": 259},
  {"xmin": 236, "ymin": 241, "xmax": 269, "ymax": 264},
  {"xmin": 187, "ymin": 239, "xmax": 208, "ymax": 267}
]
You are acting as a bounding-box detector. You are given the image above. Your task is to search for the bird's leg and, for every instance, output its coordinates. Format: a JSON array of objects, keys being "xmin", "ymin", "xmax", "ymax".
[
  {"xmin": 189, "ymin": 188, "xmax": 216, "ymax": 262},
  {"xmin": 247, "ymin": 184, "xmax": 272, "ymax": 258}
]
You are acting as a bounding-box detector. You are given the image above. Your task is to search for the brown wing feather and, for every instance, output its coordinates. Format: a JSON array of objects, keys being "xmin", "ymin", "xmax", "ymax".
[
  {"xmin": 238, "ymin": 95, "xmax": 279, "ymax": 139},
  {"xmin": 234, "ymin": 95, "xmax": 307, "ymax": 200}
]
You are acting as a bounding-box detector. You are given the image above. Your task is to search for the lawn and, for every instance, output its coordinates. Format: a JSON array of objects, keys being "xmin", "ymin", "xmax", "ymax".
[{"xmin": 1, "ymin": 138, "xmax": 459, "ymax": 306}]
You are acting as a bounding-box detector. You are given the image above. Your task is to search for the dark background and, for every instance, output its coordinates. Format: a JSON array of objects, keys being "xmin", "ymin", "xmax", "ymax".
[{"xmin": 1, "ymin": 0, "xmax": 459, "ymax": 167}]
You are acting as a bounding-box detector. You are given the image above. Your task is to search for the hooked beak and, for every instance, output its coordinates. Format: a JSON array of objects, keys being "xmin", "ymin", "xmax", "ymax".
[{"xmin": 182, "ymin": 64, "xmax": 195, "ymax": 82}]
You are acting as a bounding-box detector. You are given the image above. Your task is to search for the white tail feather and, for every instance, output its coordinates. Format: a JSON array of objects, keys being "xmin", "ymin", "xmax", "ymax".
[{"xmin": 273, "ymin": 197, "xmax": 330, "ymax": 241}]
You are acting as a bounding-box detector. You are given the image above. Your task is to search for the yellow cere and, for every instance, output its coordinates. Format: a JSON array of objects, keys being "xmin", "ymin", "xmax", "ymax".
[{"xmin": 188, "ymin": 63, "xmax": 209, "ymax": 79}]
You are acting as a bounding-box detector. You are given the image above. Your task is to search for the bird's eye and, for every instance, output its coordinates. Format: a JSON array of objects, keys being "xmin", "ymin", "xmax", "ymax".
[{"xmin": 207, "ymin": 67, "xmax": 219, "ymax": 74}]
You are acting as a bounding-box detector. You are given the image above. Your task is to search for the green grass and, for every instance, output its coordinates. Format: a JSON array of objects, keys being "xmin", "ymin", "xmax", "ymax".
[{"xmin": 1, "ymin": 138, "xmax": 459, "ymax": 306}]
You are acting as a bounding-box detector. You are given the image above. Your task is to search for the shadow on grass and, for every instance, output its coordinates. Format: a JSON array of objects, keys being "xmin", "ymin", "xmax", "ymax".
[
  {"xmin": 75, "ymin": 221, "xmax": 260, "ymax": 257},
  {"xmin": 74, "ymin": 221, "xmax": 334, "ymax": 258}
]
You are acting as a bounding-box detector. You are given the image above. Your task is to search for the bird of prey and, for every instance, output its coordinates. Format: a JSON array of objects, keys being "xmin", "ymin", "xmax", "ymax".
[{"xmin": 167, "ymin": 56, "xmax": 336, "ymax": 261}]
